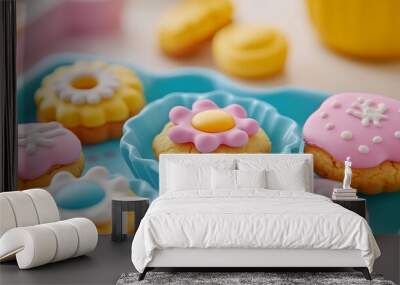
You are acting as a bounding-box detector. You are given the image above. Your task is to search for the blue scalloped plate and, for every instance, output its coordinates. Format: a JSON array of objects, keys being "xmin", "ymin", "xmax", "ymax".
[
  {"xmin": 121, "ymin": 91, "xmax": 301, "ymax": 190},
  {"xmin": 17, "ymin": 53, "xmax": 400, "ymax": 234},
  {"xmin": 17, "ymin": 53, "xmax": 329, "ymax": 181}
]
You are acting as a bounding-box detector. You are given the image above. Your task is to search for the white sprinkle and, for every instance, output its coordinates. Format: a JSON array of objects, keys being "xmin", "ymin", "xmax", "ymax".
[
  {"xmin": 340, "ymin": 131, "xmax": 353, "ymax": 140},
  {"xmin": 332, "ymin": 101, "xmax": 341, "ymax": 108},
  {"xmin": 395, "ymin": 131, "xmax": 400, "ymax": 139},
  {"xmin": 377, "ymin": 103, "xmax": 387, "ymax": 112},
  {"xmin": 320, "ymin": 111, "xmax": 328, "ymax": 119},
  {"xmin": 358, "ymin": 145, "xmax": 370, "ymax": 154},
  {"xmin": 357, "ymin": 97, "xmax": 364, "ymax": 103},
  {"xmin": 372, "ymin": 136, "xmax": 383, "ymax": 144},
  {"xmin": 361, "ymin": 118, "xmax": 370, "ymax": 126},
  {"xmin": 324, "ymin": 123, "xmax": 334, "ymax": 130}
]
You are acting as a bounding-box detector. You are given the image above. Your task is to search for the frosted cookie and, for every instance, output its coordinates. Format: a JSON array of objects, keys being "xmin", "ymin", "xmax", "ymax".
[
  {"xmin": 212, "ymin": 24, "xmax": 288, "ymax": 78},
  {"xmin": 153, "ymin": 99, "xmax": 271, "ymax": 159},
  {"xmin": 47, "ymin": 166, "xmax": 134, "ymax": 234},
  {"xmin": 303, "ymin": 92, "xmax": 400, "ymax": 194},
  {"xmin": 35, "ymin": 61, "xmax": 145, "ymax": 144},
  {"xmin": 158, "ymin": 0, "xmax": 233, "ymax": 57},
  {"xmin": 18, "ymin": 122, "xmax": 84, "ymax": 190}
]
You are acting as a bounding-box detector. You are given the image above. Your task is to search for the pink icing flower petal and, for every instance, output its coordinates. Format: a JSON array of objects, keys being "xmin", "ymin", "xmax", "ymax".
[
  {"xmin": 223, "ymin": 129, "xmax": 249, "ymax": 147},
  {"xmin": 192, "ymin": 99, "xmax": 219, "ymax": 113},
  {"xmin": 169, "ymin": 106, "xmax": 192, "ymax": 124},
  {"xmin": 168, "ymin": 126, "xmax": 194, "ymax": 143},
  {"xmin": 167, "ymin": 99, "xmax": 261, "ymax": 153},
  {"xmin": 193, "ymin": 134, "xmax": 220, "ymax": 153},
  {"xmin": 237, "ymin": 118, "xmax": 259, "ymax": 135},
  {"xmin": 224, "ymin": 104, "xmax": 247, "ymax": 118}
]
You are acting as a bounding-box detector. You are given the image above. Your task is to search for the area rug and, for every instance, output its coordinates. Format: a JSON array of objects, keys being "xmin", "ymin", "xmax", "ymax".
[{"xmin": 116, "ymin": 272, "xmax": 395, "ymax": 285}]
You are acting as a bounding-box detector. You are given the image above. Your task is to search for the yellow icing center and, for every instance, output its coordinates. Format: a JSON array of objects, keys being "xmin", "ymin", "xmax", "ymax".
[
  {"xmin": 233, "ymin": 27, "xmax": 274, "ymax": 49},
  {"xmin": 70, "ymin": 75, "xmax": 98, "ymax": 90},
  {"xmin": 191, "ymin": 110, "xmax": 235, "ymax": 133}
]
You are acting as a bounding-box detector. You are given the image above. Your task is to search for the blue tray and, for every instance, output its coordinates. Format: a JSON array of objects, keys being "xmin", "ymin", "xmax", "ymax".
[{"xmin": 17, "ymin": 53, "xmax": 400, "ymax": 234}]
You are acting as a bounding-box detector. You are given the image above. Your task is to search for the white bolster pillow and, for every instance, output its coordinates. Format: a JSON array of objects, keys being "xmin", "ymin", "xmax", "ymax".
[{"xmin": 0, "ymin": 218, "xmax": 98, "ymax": 269}]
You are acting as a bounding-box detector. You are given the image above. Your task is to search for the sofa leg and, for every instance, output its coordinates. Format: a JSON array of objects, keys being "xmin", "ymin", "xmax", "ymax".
[
  {"xmin": 354, "ymin": 267, "xmax": 371, "ymax": 280},
  {"xmin": 138, "ymin": 268, "xmax": 147, "ymax": 281}
]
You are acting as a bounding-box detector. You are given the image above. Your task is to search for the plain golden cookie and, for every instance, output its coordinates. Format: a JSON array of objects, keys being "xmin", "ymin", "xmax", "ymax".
[
  {"xmin": 158, "ymin": 0, "xmax": 233, "ymax": 57},
  {"xmin": 305, "ymin": 144, "xmax": 400, "ymax": 195},
  {"xmin": 212, "ymin": 24, "xmax": 288, "ymax": 78},
  {"xmin": 153, "ymin": 122, "xmax": 271, "ymax": 159}
]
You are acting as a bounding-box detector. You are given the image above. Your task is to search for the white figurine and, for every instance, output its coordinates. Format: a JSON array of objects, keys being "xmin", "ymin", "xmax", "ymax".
[{"xmin": 343, "ymin": 156, "xmax": 352, "ymax": 190}]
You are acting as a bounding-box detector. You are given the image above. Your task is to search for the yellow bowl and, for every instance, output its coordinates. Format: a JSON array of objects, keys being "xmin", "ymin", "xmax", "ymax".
[{"xmin": 306, "ymin": 0, "xmax": 400, "ymax": 59}]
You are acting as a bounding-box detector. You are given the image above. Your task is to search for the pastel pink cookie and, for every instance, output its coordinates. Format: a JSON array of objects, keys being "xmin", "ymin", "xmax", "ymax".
[
  {"xmin": 303, "ymin": 93, "xmax": 400, "ymax": 168},
  {"xmin": 168, "ymin": 99, "xmax": 259, "ymax": 153},
  {"xmin": 18, "ymin": 122, "xmax": 82, "ymax": 180}
]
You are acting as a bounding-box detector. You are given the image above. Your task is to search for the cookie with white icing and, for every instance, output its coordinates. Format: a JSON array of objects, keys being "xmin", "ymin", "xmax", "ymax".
[
  {"xmin": 46, "ymin": 166, "xmax": 134, "ymax": 234},
  {"xmin": 18, "ymin": 122, "xmax": 84, "ymax": 190},
  {"xmin": 303, "ymin": 92, "xmax": 400, "ymax": 194},
  {"xmin": 35, "ymin": 61, "xmax": 145, "ymax": 144}
]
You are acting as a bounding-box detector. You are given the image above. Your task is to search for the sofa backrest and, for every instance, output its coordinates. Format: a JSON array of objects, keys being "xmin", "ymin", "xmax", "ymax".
[{"xmin": 0, "ymin": 189, "xmax": 60, "ymax": 237}]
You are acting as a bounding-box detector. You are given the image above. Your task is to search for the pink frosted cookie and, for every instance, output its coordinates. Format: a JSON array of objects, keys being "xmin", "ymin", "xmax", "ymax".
[
  {"xmin": 152, "ymin": 99, "xmax": 271, "ymax": 158},
  {"xmin": 18, "ymin": 122, "xmax": 84, "ymax": 190},
  {"xmin": 303, "ymin": 92, "xmax": 400, "ymax": 194}
]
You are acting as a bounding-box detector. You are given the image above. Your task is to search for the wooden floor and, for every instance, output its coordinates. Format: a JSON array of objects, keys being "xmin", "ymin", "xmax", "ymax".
[{"xmin": 0, "ymin": 235, "xmax": 398, "ymax": 285}]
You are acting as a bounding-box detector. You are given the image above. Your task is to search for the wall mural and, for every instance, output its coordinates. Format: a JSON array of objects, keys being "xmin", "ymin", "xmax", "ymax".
[
  {"xmin": 15, "ymin": 0, "xmax": 400, "ymax": 236},
  {"xmin": 16, "ymin": 55, "xmax": 400, "ymax": 235}
]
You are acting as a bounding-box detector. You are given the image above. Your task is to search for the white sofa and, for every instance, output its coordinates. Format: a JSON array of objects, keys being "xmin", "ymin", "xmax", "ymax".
[{"xmin": 0, "ymin": 189, "xmax": 98, "ymax": 269}]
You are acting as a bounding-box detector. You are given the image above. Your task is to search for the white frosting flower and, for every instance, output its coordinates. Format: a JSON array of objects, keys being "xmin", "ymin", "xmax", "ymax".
[
  {"xmin": 18, "ymin": 122, "xmax": 67, "ymax": 155},
  {"xmin": 54, "ymin": 68, "xmax": 119, "ymax": 105},
  {"xmin": 346, "ymin": 97, "xmax": 388, "ymax": 127}
]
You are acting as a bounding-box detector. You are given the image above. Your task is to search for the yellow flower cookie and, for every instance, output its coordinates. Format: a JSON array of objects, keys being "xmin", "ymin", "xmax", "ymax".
[
  {"xmin": 212, "ymin": 24, "xmax": 288, "ymax": 78},
  {"xmin": 158, "ymin": 0, "xmax": 233, "ymax": 57},
  {"xmin": 35, "ymin": 61, "xmax": 146, "ymax": 144}
]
